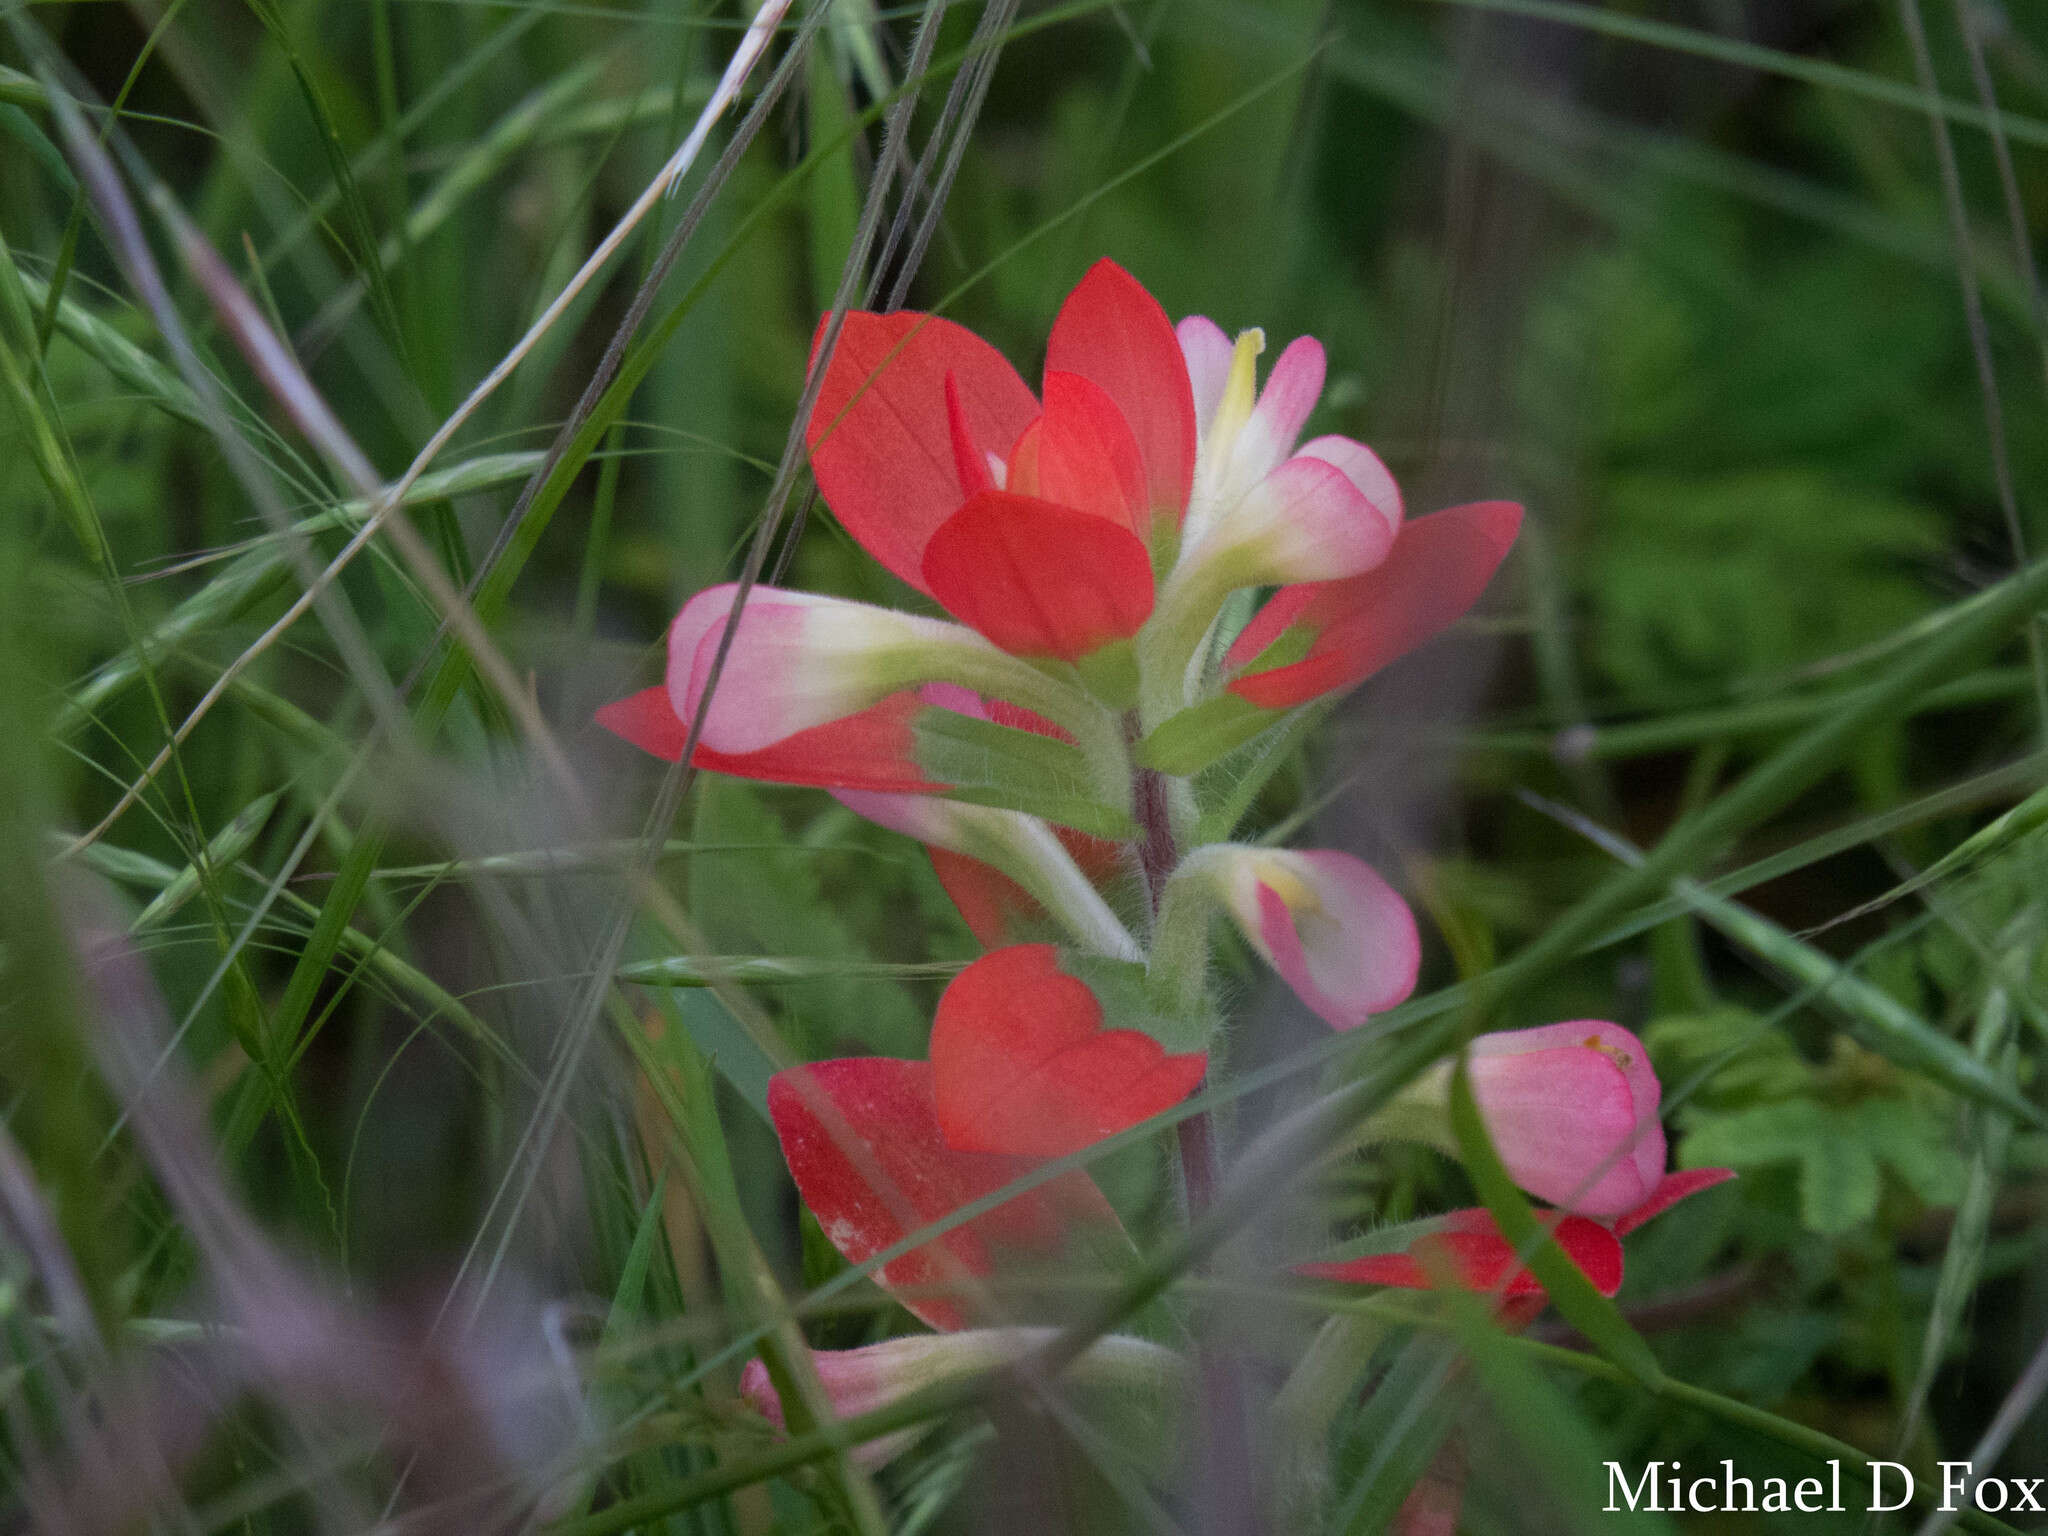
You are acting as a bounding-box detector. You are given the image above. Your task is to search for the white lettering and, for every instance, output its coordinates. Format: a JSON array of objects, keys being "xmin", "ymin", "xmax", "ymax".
[
  {"xmin": 1942, "ymin": 1462, "xmax": 1973, "ymax": 1512},
  {"xmin": 1868, "ymin": 1462, "xmax": 1915, "ymax": 1512},
  {"xmin": 1795, "ymin": 1477, "xmax": 1824, "ymax": 1512},
  {"xmin": 1722, "ymin": 1460, "xmax": 1756, "ymax": 1513},
  {"xmin": 1606, "ymin": 1463, "xmax": 1659, "ymax": 1514}
]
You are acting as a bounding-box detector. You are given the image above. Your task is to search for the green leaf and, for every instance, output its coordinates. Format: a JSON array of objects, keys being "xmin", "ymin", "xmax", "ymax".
[
  {"xmin": 1194, "ymin": 700, "xmax": 1330, "ymax": 843},
  {"xmin": 1797, "ymin": 1131, "xmax": 1881, "ymax": 1235},
  {"xmin": 1135, "ymin": 692, "xmax": 1281, "ymax": 776},
  {"xmin": 1679, "ymin": 1098, "xmax": 1831, "ymax": 1168},
  {"xmin": 915, "ymin": 710, "xmax": 1137, "ymax": 839},
  {"xmin": 131, "ymin": 790, "xmax": 279, "ymax": 933},
  {"xmin": 600, "ymin": 1168, "xmax": 668, "ymax": 1349},
  {"xmin": 1852, "ymin": 1098, "xmax": 1966, "ymax": 1207},
  {"xmin": 1679, "ymin": 1096, "xmax": 1964, "ymax": 1234}
]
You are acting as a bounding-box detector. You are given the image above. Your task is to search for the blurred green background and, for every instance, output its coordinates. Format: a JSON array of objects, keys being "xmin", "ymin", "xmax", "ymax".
[{"xmin": 5, "ymin": 0, "xmax": 2048, "ymax": 1529}]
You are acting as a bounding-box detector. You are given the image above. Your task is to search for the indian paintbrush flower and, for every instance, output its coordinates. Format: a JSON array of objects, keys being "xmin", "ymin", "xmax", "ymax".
[
  {"xmin": 582, "ymin": 260, "xmax": 1716, "ymax": 1441},
  {"xmin": 599, "ymin": 257, "xmax": 1520, "ymax": 820}
]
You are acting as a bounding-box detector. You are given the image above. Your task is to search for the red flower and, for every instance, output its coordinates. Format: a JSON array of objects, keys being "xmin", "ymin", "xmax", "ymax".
[
  {"xmin": 767, "ymin": 947, "xmax": 1205, "ymax": 1328},
  {"xmin": 599, "ymin": 259, "xmax": 1523, "ymax": 800}
]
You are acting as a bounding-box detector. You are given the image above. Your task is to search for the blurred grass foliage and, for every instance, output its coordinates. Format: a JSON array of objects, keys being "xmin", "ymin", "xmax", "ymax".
[{"xmin": 3, "ymin": 0, "xmax": 2048, "ymax": 1530}]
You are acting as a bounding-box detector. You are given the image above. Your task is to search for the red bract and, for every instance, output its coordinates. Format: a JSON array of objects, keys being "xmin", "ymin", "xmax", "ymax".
[
  {"xmin": 1226, "ymin": 499, "xmax": 1524, "ymax": 710},
  {"xmin": 594, "ymin": 685, "xmax": 934, "ymax": 792},
  {"xmin": 927, "ymin": 847, "xmax": 1045, "ymax": 946},
  {"xmin": 805, "ymin": 258, "xmax": 1194, "ymax": 664},
  {"xmin": 929, "ymin": 945, "xmax": 1205, "ymax": 1159},
  {"xmin": 595, "ymin": 675, "xmax": 1096, "ymax": 802},
  {"xmin": 1299, "ymin": 1170, "xmax": 1734, "ymax": 1301},
  {"xmin": 1299, "ymin": 1209, "xmax": 1624, "ymax": 1298},
  {"xmin": 1611, "ymin": 1167, "xmax": 1736, "ymax": 1236},
  {"xmin": 766, "ymin": 1057, "xmax": 1124, "ymax": 1332},
  {"xmin": 1043, "ymin": 261, "xmax": 1197, "ymax": 523},
  {"xmin": 801, "ymin": 310, "xmax": 1039, "ymax": 592},
  {"xmin": 921, "ymin": 490, "xmax": 1156, "ymax": 662}
]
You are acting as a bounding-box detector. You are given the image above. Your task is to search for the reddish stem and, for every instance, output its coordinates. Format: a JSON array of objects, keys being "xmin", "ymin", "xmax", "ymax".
[
  {"xmin": 1130, "ymin": 749, "xmax": 1258, "ymax": 1529},
  {"xmin": 1132, "ymin": 763, "xmax": 1179, "ymax": 914}
]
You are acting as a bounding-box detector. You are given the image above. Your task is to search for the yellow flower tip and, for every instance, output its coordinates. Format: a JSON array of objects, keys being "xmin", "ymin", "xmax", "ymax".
[
  {"xmin": 1209, "ymin": 327, "xmax": 1267, "ymax": 460},
  {"xmin": 1256, "ymin": 855, "xmax": 1322, "ymax": 916}
]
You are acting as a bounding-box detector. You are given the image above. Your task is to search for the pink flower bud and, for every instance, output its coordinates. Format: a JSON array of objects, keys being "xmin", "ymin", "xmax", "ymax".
[
  {"xmin": 739, "ymin": 1331, "xmax": 1185, "ymax": 1467},
  {"xmin": 1467, "ymin": 1021, "xmax": 1668, "ymax": 1217},
  {"xmin": 1199, "ymin": 846, "xmax": 1420, "ymax": 1028}
]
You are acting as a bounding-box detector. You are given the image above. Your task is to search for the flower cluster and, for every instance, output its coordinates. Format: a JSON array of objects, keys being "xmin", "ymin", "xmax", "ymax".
[{"xmin": 600, "ymin": 262, "xmax": 1728, "ymax": 1446}]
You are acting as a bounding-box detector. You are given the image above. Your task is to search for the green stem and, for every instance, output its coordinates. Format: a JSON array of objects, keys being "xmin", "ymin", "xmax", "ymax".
[{"xmin": 1148, "ymin": 855, "xmax": 1220, "ymax": 1017}]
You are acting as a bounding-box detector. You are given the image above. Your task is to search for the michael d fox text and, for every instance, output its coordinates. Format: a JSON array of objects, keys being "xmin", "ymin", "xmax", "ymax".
[{"xmin": 1605, "ymin": 1459, "xmax": 2048, "ymax": 1516}]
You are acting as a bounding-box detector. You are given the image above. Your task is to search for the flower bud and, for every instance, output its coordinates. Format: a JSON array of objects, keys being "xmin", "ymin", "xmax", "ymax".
[
  {"xmin": 1465, "ymin": 1021, "xmax": 1667, "ymax": 1217},
  {"xmin": 739, "ymin": 1330, "xmax": 1187, "ymax": 1468},
  {"xmin": 667, "ymin": 584, "xmax": 1097, "ymax": 759},
  {"xmin": 1182, "ymin": 846, "xmax": 1419, "ymax": 1028}
]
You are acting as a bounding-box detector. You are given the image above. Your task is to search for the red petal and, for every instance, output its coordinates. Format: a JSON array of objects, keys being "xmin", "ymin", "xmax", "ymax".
[
  {"xmin": 595, "ymin": 686, "xmax": 691, "ymax": 761},
  {"xmin": 928, "ymin": 848, "xmax": 1041, "ymax": 946},
  {"xmin": 1044, "ymin": 259, "xmax": 1195, "ymax": 524},
  {"xmin": 1008, "ymin": 371, "xmax": 1147, "ymax": 534},
  {"xmin": 1226, "ymin": 500, "xmax": 1523, "ymax": 709},
  {"xmin": 986, "ymin": 699, "xmax": 1074, "ymax": 742},
  {"xmin": 767, "ymin": 1057, "xmax": 1121, "ymax": 1331},
  {"xmin": 808, "ymin": 312, "xmax": 1040, "ymax": 593},
  {"xmin": 922, "ymin": 490, "xmax": 1154, "ymax": 660},
  {"xmin": 929, "ymin": 832, "xmax": 1122, "ymax": 947},
  {"xmin": 944, "ymin": 373, "xmax": 998, "ymax": 497},
  {"xmin": 930, "ymin": 946, "xmax": 1206, "ymax": 1159},
  {"xmin": 698, "ymin": 692, "xmax": 937, "ymax": 792},
  {"xmin": 1057, "ymin": 826, "xmax": 1126, "ymax": 886},
  {"xmin": 1297, "ymin": 1208, "xmax": 1623, "ymax": 1298},
  {"xmin": 1612, "ymin": 1168, "xmax": 1736, "ymax": 1238}
]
